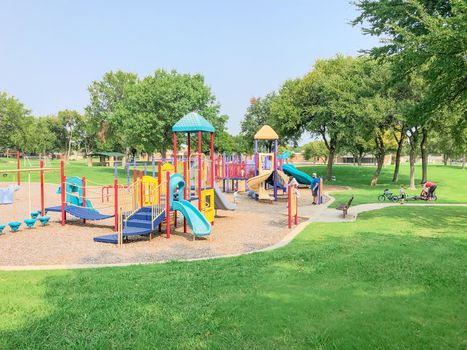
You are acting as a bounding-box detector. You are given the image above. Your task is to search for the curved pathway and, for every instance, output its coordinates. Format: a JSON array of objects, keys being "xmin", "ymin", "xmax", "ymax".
[{"xmin": 1, "ymin": 194, "xmax": 465, "ymax": 271}]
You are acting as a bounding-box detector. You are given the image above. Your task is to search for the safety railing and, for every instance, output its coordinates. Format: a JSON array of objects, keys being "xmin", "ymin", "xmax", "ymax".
[
  {"xmin": 118, "ymin": 178, "xmax": 142, "ymax": 222},
  {"xmin": 150, "ymin": 181, "xmax": 166, "ymax": 230}
]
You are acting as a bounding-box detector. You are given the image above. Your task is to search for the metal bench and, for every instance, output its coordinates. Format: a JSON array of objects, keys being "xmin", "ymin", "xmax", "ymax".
[{"xmin": 336, "ymin": 196, "xmax": 354, "ymax": 218}]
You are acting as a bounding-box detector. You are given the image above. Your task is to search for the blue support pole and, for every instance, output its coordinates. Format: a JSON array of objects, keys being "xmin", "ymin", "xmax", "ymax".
[
  {"xmin": 133, "ymin": 155, "xmax": 136, "ymax": 175},
  {"xmin": 152, "ymin": 154, "xmax": 155, "ymax": 177},
  {"xmin": 126, "ymin": 163, "xmax": 130, "ymax": 186}
]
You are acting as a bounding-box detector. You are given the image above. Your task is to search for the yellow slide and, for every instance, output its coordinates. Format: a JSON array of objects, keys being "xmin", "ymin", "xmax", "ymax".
[
  {"xmin": 246, "ymin": 170, "xmax": 273, "ymax": 201},
  {"xmin": 277, "ymin": 169, "xmax": 290, "ymax": 185}
]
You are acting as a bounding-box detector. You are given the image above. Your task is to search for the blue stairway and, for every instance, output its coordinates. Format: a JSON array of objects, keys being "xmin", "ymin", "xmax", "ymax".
[{"xmin": 93, "ymin": 207, "xmax": 166, "ymax": 244}]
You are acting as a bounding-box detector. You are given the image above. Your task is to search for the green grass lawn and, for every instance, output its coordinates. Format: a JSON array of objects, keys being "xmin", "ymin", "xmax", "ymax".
[
  {"xmin": 0, "ymin": 158, "xmax": 152, "ymax": 185},
  {"xmin": 1, "ymin": 206, "xmax": 465, "ymax": 349},
  {"xmin": 298, "ymin": 164, "xmax": 467, "ymax": 207}
]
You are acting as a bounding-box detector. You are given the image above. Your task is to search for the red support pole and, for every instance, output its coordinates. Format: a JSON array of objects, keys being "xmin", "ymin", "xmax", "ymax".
[
  {"xmin": 173, "ymin": 132, "xmax": 177, "ymax": 173},
  {"xmin": 16, "ymin": 151, "xmax": 20, "ymax": 186},
  {"xmin": 60, "ymin": 160, "xmax": 66, "ymax": 226},
  {"xmin": 210, "ymin": 132, "xmax": 215, "ymax": 189},
  {"xmin": 165, "ymin": 170, "xmax": 171, "ymax": 239},
  {"xmin": 158, "ymin": 161, "xmax": 162, "ymax": 184},
  {"xmin": 187, "ymin": 133, "xmax": 191, "ymax": 160},
  {"xmin": 288, "ymin": 185, "xmax": 292, "ymax": 229},
  {"xmin": 198, "ymin": 131, "xmax": 202, "ymax": 210},
  {"xmin": 82, "ymin": 176, "xmax": 86, "ymax": 224},
  {"xmin": 114, "ymin": 178, "xmax": 118, "ymax": 232},
  {"xmin": 40, "ymin": 160, "xmax": 45, "ymax": 216}
]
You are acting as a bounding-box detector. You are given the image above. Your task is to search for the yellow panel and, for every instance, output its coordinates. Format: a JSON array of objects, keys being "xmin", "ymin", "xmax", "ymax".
[
  {"xmin": 291, "ymin": 189, "xmax": 297, "ymax": 217},
  {"xmin": 142, "ymin": 176, "xmax": 159, "ymax": 206},
  {"xmin": 201, "ymin": 189, "xmax": 215, "ymax": 222}
]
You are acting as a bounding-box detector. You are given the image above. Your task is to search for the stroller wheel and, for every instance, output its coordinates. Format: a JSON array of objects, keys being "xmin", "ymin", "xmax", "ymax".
[
  {"xmin": 378, "ymin": 195, "xmax": 385, "ymax": 202},
  {"xmin": 432, "ymin": 194, "xmax": 438, "ymax": 201}
]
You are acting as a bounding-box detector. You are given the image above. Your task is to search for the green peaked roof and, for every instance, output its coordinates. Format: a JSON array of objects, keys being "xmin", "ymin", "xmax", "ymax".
[{"xmin": 172, "ymin": 112, "xmax": 215, "ymax": 133}]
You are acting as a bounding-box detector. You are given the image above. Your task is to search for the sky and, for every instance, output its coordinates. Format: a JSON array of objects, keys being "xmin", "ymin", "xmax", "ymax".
[{"xmin": 0, "ymin": 0, "xmax": 379, "ymax": 140}]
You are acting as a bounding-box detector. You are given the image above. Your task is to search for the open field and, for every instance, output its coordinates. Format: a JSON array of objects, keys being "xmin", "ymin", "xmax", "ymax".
[
  {"xmin": 1, "ymin": 206, "xmax": 465, "ymax": 349},
  {"xmin": 0, "ymin": 158, "xmax": 146, "ymax": 185},
  {"xmin": 299, "ymin": 164, "xmax": 467, "ymax": 207}
]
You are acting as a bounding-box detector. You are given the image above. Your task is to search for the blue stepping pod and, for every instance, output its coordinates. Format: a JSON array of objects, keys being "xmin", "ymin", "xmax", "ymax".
[
  {"xmin": 24, "ymin": 218, "xmax": 37, "ymax": 228},
  {"xmin": 31, "ymin": 211, "xmax": 40, "ymax": 219},
  {"xmin": 8, "ymin": 221, "xmax": 21, "ymax": 232},
  {"xmin": 38, "ymin": 217, "xmax": 50, "ymax": 226},
  {"xmin": 0, "ymin": 224, "xmax": 5, "ymax": 234}
]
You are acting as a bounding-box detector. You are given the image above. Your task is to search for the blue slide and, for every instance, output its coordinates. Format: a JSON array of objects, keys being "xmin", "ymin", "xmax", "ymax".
[
  {"xmin": 282, "ymin": 164, "xmax": 313, "ymax": 185},
  {"xmin": 170, "ymin": 173, "xmax": 212, "ymax": 237}
]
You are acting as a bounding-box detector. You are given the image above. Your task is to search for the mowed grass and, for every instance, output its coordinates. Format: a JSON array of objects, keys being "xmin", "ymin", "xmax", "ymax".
[
  {"xmin": 0, "ymin": 158, "xmax": 151, "ymax": 185},
  {"xmin": 298, "ymin": 164, "xmax": 467, "ymax": 207},
  {"xmin": 1, "ymin": 206, "xmax": 466, "ymax": 349}
]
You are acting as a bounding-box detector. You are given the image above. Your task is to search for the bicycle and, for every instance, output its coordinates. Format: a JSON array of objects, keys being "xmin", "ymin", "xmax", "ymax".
[{"xmin": 378, "ymin": 189, "xmax": 399, "ymax": 202}]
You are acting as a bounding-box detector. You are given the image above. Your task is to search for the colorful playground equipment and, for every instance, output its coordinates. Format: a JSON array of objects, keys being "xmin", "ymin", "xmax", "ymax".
[
  {"xmin": 0, "ymin": 184, "xmax": 19, "ymax": 204},
  {"xmin": 0, "ymin": 156, "xmax": 56, "ymax": 233},
  {"xmin": 246, "ymin": 125, "xmax": 289, "ymax": 201},
  {"xmin": 93, "ymin": 112, "xmax": 235, "ymax": 245},
  {"xmin": 216, "ymin": 153, "xmax": 255, "ymax": 193}
]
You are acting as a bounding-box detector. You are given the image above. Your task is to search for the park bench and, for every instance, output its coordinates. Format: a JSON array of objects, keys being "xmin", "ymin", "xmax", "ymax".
[{"xmin": 336, "ymin": 196, "xmax": 354, "ymax": 218}]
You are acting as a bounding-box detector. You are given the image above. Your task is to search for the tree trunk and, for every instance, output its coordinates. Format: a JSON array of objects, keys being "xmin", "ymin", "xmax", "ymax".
[
  {"xmin": 326, "ymin": 139, "xmax": 336, "ymax": 181},
  {"xmin": 408, "ymin": 132, "xmax": 418, "ymax": 190},
  {"xmin": 370, "ymin": 134, "xmax": 385, "ymax": 186},
  {"xmin": 321, "ymin": 131, "xmax": 335, "ymax": 181},
  {"xmin": 371, "ymin": 154, "xmax": 385, "ymax": 186},
  {"xmin": 420, "ymin": 128, "xmax": 428, "ymax": 183},
  {"xmin": 357, "ymin": 150, "xmax": 364, "ymax": 166},
  {"xmin": 443, "ymin": 153, "xmax": 448, "ymax": 165},
  {"xmin": 326, "ymin": 148, "xmax": 335, "ymax": 181},
  {"xmin": 392, "ymin": 133, "xmax": 405, "ymax": 182}
]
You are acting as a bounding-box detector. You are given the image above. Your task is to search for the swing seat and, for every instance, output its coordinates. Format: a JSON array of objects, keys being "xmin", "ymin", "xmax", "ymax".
[
  {"xmin": 8, "ymin": 221, "xmax": 21, "ymax": 232},
  {"xmin": 30, "ymin": 211, "xmax": 40, "ymax": 219},
  {"xmin": 0, "ymin": 224, "xmax": 5, "ymax": 234},
  {"xmin": 38, "ymin": 217, "xmax": 50, "ymax": 226},
  {"xmin": 24, "ymin": 218, "xmax": 37, "ymax": 228}
]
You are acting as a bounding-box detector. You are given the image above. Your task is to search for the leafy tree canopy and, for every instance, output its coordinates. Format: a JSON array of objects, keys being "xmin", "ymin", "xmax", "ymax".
[{"xmin": 353, "ymin": 0, "xmax": 466, "ymax": 114}]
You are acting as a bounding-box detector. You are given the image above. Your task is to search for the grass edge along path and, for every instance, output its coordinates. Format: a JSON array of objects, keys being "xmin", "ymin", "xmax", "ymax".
[{"xmin": 0, "ymin": 206, "xmax": 466, "ymax": 349}]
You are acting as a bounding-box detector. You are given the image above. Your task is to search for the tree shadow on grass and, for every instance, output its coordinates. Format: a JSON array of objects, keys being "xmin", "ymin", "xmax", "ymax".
[
  {"xmin": 357, "ymin": 206, "xmax": 467, "ymax": 233},
  {"xmin": 1, "ymin": 223, "xmax": 466, "ymax": 350}
]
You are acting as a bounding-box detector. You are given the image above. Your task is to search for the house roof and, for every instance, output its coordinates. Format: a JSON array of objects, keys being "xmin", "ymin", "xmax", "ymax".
[
  {"xmin": 172, "ymin": 112, "xmax": 215, "ymax": 133},
  {"xmin": 88, "ymin": 152, "xmax": 125, "ymax": 158},
  {"xmin": 254, "ymin": 125, "xmax": 278, "ymax": 140}
]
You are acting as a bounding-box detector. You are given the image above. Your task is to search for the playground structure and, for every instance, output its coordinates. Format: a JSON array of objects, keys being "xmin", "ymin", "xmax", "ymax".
[
  {"xmin": 93, "ymin": 112, "xmax": 236, "ymax": 245},
  {"xmin": 215, "ymin": 153, "xmax": 255, "ymax": 193},
  {"xmin": 1, "ymin": 118, "xmax": 315, "ymax": 247},
  {"xmin": 213, "ymin": 125, "xmax": 323, "ymax": 204},
  {"xmin": 246, "ymin": 125, "xmax": 289, "ymax": 202}
]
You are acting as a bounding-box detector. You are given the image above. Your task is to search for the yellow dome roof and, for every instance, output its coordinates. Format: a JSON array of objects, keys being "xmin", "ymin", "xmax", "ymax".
[{"xmin": 254, "ymin": 125, "xmax": 278, "ymax": 140}]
